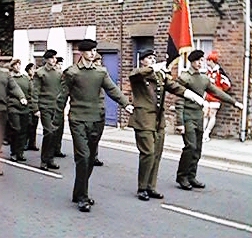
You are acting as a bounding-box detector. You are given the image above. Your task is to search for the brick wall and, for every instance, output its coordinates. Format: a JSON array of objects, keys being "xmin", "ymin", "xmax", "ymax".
[{"xmin": 14, "ymin": 0, "xmax": 248, "ymax": 138}]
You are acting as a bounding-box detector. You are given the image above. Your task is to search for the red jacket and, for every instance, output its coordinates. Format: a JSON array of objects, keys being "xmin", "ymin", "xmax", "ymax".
[{"xmin": 205, "ymin": 64, "xmax": 231, "ymax": 102}]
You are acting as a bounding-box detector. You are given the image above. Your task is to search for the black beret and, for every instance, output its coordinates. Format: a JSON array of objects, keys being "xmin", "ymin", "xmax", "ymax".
[
  {"xmin": 25, "ymin": 63, "xmax": 34, "ymax": 73},
  {"xmin": 139, "ymin": 49, "xmax": 156, "ymax": 60},
  {"xmin": 188, "ymin": 50, "xmax": 204, "ymax": 62},
  {"xmin": 78, "ymin": 39, "xmax": 97, "ymax": 51},
  {"xmin": 56, "ymin": 57, "xmax": 64, "ymax": 63},
  {"xmin": 43, "ymin": 49, "xmax": 57, "ymax": 59}
]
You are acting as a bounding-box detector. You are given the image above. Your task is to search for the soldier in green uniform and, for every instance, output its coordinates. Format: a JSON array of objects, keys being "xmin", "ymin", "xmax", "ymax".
[
  {"xmin": 53, "ymin": 39, "xmax": 133, "ymax": 212},
  {"xmin": 54, "ymin": 57, "xmax": 66, "ymax": 158},
  {"xmin": 8, "ymin": 59, "xmax": 32, "ymax": 162},
  {"xmin": 0, "ymin": 63, "xmax": 27, "ymax": 174},
  {"xmin": 24, "ymin": 63, "xmax": 39, "ymax": 151},
  {"xmin": 175, "ymin": 50, "xmax": 243, "ymax": 190},
  {"xmin": 128, "ymin": 49, "xmax": 209, "ymax": 201},
  {"xmin": 33, "ymin": 49, "xmax": 62, "ymax": 171}
]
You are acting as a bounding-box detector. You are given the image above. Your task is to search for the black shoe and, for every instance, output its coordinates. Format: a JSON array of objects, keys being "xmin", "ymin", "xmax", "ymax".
[
  {"xmin": 27, "ymin": 146, "xmax": 39, "ymax": 151},
  {"xmin": 10, "ymin": 154, "xmax": 17, "ymax": 162},
  {"xmin": 147, "ymin": 189, "xmax": 164, "ymax": 199},
  {"xmin": 137, "ymin": 190, "xmax": 150, "ymax": 201},
  {"xmin": 78, "ymin": 200, "xmax": 91, "ymax": 212},
  {"xmin": 54, "ymin": 152, "xmax": 66, "ymax": 158},
  {"xmin": 72, "ymin": 198, "xmax": 95, "ymax": 206},
  {"xmin": 40, "ymin": 162, "xmax": 48, "ymax": 171},
  {"xmin": 47, "ymin": 162, "xmax": 60, "ymax": 169},
  {"xmin": 176, "ymin": 177, "xmax": 193, "ymax": 190},
  {"xmin": 94, "ymin": 158, "xmax": 104, "ymax": 166},
  {"xmin": 189, "ymin": 178, "xmax": 206, "ymax": 188},
  {"xmin": 17, "ymin": 154, "xmax": 27, "ymax": 162}
]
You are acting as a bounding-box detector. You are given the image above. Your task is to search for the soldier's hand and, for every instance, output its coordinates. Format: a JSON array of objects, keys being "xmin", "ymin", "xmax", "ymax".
[
  {"xmin": 20, "ymin": 98, "xmax": 27, "ymax": 105},
  {"xmin": 34, "ymin": 111, "xmax": 41, "ymax": 118},
  {"xmin": 203, "ymin": 100, "xmax": 210, "ymax": 108},
  {"xmin": 234, "ymin": 101, "xmax": 243, "ymax": 110},
  {"xmin": 176, "ymin": 125, "xmax": 185, "ymax": 134},
  {"xmin": 125, "ymin": 104, "xmax": 134, "ymax": 114}
]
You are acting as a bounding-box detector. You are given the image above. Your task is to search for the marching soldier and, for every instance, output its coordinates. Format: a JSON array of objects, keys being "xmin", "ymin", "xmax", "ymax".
[
  {"xmin": 52, "ymin": 39, "xmax": 133, "ymax": 212},
  {"xmin": 32, "ymin": 49, "xmax": 62, "ymax": 171},
  {"xmin": 8, "ymin": 59, "xmax": 31, "ymax": 162},
  {"xmin": 175, "ymin": 50, "xmax": 243, "ymax": 190}
]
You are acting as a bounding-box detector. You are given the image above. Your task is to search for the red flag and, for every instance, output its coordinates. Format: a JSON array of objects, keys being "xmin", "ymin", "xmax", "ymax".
[{"xmin": 166, "ymin": 0, "xmax": 193, "ymax": 66}]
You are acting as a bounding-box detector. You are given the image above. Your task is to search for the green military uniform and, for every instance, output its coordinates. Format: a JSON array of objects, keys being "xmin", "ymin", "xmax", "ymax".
[
  {"xmin": 128, "ymin": 66, "xmax": 186, "ymax": 192},
  {"xmin": 175, "ymin": 67, "xmax": 236, "ymax": 182},
  {"xmin": 0, "ymin": 68, "xmax": 25, "ymax": 149},
  {"xmin": 33, "ymin": 65, "xmax": 62, "ymax": 163},
  {"xmin": 54, "ymin": 60, "xmax": 129, "ymax": 202},
  {"xmin": 8, "ymin": 74, "xmax": 32, "ymax": 160}
]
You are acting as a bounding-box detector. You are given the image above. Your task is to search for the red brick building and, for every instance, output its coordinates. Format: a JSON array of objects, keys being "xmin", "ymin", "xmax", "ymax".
[{"xmin": 12, "ymin": 0, "xmax": 252, "ymax": 139}]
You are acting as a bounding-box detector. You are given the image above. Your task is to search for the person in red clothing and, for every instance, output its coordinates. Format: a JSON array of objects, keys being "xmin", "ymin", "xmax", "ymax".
[{"xmin": 203, "ymin": 51, "xmax": 231, "ymax": 142}]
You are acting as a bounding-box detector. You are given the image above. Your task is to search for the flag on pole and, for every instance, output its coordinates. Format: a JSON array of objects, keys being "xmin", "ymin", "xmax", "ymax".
[{"xmin": 166, "ymin": 0, "xmax": 193, "ymax": 67}]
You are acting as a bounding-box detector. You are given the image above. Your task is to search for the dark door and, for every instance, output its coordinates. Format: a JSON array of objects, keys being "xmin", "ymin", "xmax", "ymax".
[{"xmin": 102, "ymin": 53, "xmax": 119, "ymax": 127}]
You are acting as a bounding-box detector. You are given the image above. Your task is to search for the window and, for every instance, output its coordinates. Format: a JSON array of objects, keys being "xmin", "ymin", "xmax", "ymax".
[
  {"xmin": 29, "ymin": 41, "xmax": 47, "ymax": 67},
  {"xmin": 132, "ymin": 37, "xmax": 154, "ymax": 67},
  {"xmin": 71, "ymin": 41, "xmax": 82, "ymax": 64}
]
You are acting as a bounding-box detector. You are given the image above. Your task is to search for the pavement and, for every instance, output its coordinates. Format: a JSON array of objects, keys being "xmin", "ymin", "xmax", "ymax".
[{"xmin": 37, "ymin": 121, "xmax": 252, "ymax": 175}]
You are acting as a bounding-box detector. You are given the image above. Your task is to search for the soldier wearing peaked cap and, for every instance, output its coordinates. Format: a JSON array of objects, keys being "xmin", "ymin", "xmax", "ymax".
[
  {"xmin": 175, "ymin": 49, "xmax": 243, "ymax": 190},
  {"xmin": 32, "ymin": 49, "xmax": 65, "ymax": 171},
  {"xmin": 128, "ymin": 48, "xmax": 210, "ymax": 201},
  {"xmin": 52, "ymin": 39, "xmax": 134, "ymax": 212}
]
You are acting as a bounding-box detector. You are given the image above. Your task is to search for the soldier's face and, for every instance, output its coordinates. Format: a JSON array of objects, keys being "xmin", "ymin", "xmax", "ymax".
[
  {"xmin": 46, "ymin": 56, "xmax": 57, "ymax": 66},
  {"xmin": 12, "ymin": 62, "xmax": 21, "ymax": 73},
  {"xmin": 191, "ymin": 57, "xmax": 204, "ymax": 71},
  {"xmin": 141, "ymin": 55, "xmax": 156, "ymax": 67},
  {"xmin": 81, "ymin": 48, "xmax": 97, "ymax": 62}
]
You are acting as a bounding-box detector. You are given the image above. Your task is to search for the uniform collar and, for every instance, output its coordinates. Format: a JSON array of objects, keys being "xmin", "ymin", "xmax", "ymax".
[
  {"xmin": 45, "ymin": 63, "xmax": 56, "ymax": 71},
  {"xmin": 188, "ymin": 66, "xmax": 200, "ymax": 75},
  {"xmin": 77, "ymin": 59, "xmax": 96, "ymax": 70}
]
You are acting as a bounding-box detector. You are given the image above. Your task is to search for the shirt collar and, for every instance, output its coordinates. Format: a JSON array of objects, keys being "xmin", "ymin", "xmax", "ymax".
[
  {"xmin": 77, "ymin": 59, "xmax": 96, "ymax": 70},
  {"xmin": 188, "ymin": 66, "xmax": 200, "ymax": 75}
]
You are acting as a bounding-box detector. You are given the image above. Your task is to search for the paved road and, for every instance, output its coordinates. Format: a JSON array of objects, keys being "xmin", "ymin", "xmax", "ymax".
[{"xmin": 0, "ymin": 136, "xmax": 251, "ymax": 238}]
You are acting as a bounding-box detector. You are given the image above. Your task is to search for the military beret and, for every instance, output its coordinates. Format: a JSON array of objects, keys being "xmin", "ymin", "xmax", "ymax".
[
  {"xmin": 43, "ymin": 49, "xmax": 57, "ymax": 59},
  {"xmin": 25, "ymin": 63, "xmax": 34, "ymax": 73},
  {"xmin": 139, "ymin": 49, "xmax": 156, "ymax": 60},
  {"xmin": 56, "ymin": 57, "xmax": 64, "ymax": 63},
  {"xmin": 188, "ymin": 50, "xmax": 204, "ymax": 62},
  {"xmin": 78, "ymin": 39, "xmax": 97, "ymax": 51}
]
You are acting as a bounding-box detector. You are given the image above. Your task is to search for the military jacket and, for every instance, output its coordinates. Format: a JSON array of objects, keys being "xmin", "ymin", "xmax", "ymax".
[
  {"xmin": 32, "ymin": 65, "xmax": 62, "ymax": 112},
  {"xmin": 175, "ymin": 67, "xmax": 236, "ymax": 126},
  {"xmin": 8, "ymin": 74, "xmax": 32, "ymax": 114},
  {"xmin": 54, "ymin": 61, "xmax": 129, "ymax": 122},
  {"xmin": 128, "ymin": 66, "xmax": 186, "ymax": 131},
  {"xmin": 0, "ymin": 68, "xmax": 25, "ymax": 112}
]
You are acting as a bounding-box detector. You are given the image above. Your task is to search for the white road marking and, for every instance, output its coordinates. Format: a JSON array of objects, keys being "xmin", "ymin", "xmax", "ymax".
[
  {"xmin": 0, "ymin": 158, "xmax": 63, "ymax": 179},
  {"xmin": 161, "ymin": 203, "xmax": 252, "ymax": 233}
]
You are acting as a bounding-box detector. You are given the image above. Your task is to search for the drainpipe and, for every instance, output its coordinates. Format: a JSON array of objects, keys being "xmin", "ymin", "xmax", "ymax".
[
  {"xmin": 240, "ymin": 0, "xmax": 251, "ymax": 142},
  {"xmin": 118, "ymin": 0, "xmax": 124, "ymax": 128}
]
